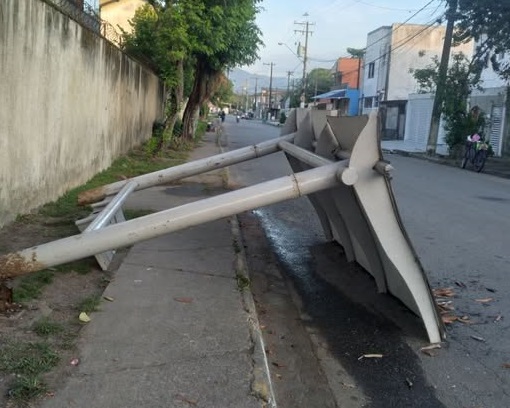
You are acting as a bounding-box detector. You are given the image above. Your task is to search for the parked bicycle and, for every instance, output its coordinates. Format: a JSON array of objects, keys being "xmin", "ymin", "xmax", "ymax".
[{"xmin": 461, "ymin": 133, "xmax": 489, "ymax": 173}]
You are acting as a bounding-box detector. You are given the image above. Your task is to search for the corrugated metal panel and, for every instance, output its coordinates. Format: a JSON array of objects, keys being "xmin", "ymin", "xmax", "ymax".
[{"xmin": 489, "ymin": 106, "xmax": 504, "ymax": 156}]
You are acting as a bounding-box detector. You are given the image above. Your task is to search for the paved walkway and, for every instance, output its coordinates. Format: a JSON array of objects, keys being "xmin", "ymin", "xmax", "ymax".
[{"xmin": 41, "ymin": 132, "xmax": 274, "ymax": 408}]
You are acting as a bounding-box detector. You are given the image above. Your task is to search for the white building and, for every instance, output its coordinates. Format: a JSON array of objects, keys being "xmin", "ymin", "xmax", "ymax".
[
  {"xmin": 361, "ymin": 23, "xmax": 474, "ymax": 140},
  {"xmin": 469, "ymin": 49, "xmax": 510, "ymax": 156}
]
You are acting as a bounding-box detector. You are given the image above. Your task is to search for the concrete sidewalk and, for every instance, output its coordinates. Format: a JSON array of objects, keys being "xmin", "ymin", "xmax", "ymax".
[
  {"xmin": 41, "ymin": 133, "xmax": 274, "ymax": 408},
  {"xmin": 382, "ymin": 140, "xmax": 510, "ymax": 179}
]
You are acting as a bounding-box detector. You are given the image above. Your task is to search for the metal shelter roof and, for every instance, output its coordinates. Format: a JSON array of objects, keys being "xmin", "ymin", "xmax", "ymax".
[{"xmin": 312, "ymin": 89, "xmax": 347, "ymax": 99}]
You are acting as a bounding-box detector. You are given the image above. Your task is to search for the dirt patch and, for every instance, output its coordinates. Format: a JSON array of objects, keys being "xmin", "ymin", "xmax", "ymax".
[{"xmin": 0, "ymin": 214, "xmax": 112, "ymax": 407}]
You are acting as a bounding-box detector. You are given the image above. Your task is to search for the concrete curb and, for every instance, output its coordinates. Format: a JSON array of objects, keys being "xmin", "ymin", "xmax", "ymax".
[
  {"xmin": 231, "ymin": 217, "xmax": 277, "ymax": 408},
  {"xmin": 383, "ymin": 148, "xmax": 510, "ymax": 179},
  {"xmin": 218, "ymin": 130, "xmax": 277, "ymax": 408}
]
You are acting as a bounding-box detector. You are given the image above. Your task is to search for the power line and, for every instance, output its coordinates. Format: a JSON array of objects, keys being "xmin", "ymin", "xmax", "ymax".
[
  {"xmin": 365, "ymin": 0, "xmax": 441, "ymax": 51},
  {"xmin": 338, "ymin": 16, "xmax": 444, "ymax": 79}
]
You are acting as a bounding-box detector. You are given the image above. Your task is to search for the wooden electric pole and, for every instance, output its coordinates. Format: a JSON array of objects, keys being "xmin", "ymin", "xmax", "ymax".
[
  {"xmin": 263, "ymin": 62, "xmax": 275, "ymax": 118},
  {"xmin": 426, "ymin": 0, "xmax": 458, "ymax": 154},
  {"xmin": 295, "ymin": 13, "xmax": 314, "ymax": 107}
]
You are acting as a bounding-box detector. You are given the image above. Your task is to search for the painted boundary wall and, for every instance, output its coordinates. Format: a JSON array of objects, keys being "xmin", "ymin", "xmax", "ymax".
[{"xmin": 0, "ymin": 0, "xmax": 165, "ymax": 227}]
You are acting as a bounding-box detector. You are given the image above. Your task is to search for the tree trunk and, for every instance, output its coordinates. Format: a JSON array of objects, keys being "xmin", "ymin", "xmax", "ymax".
[
  {"xmin": 164, "ymin": 59, "xmax": 185, "ymax": 143},
  {"xmin": 182, "ymin": 60, "xmax": 221, "ymax": 140}
]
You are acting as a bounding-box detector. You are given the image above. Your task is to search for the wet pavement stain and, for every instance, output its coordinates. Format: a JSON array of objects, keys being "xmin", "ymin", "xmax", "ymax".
[{"xmin": 254, "ymin": 205, "xmax": 447, "ymax": 408}]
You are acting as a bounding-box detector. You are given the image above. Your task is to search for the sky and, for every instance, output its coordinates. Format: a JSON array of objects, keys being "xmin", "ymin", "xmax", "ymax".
[{"xmin": 242, "ymin": 0, "xmax": 447, "ymax": 79}]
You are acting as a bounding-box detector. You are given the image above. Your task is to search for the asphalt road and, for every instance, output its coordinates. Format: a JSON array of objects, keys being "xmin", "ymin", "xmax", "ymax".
[{"xmin": 224, "ymin": 116, "xmax": 510, "ymax": 408}]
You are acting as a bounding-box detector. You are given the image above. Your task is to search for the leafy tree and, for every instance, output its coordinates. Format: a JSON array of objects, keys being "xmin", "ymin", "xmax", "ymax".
[
  {"xmin": 209, "ymin": 76, "xmax": 234, "ymax": 109},
  {"xmin": 456, "ymin": 0, "xmax": 510, "ymax": 80},
  {"xmin": 122, "ymin": 2, "xmax": 191, "ymax": 141},
  {"xmin": 180, "ymin": 0, "xmax": 263, "ymax": 139},
  {"xmin": 346, "ymin": 47, "xmax": 366, "ymax": 59},
  {"xmin": 411, "ymin": 53, "xmax": 484, "ymax": 151},
  {"xmin": 122, "ymin": 0, "xmax": 263, "ymax": 141},
  {"xmin": 305, "ymin": 68, "xmax": 334, "ymax": 101}
]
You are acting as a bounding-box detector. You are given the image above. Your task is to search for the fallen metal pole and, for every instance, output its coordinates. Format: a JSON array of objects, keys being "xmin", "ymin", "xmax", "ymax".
[
  {"xmin": 78, "ymin": 133, "xmax": 296, "ymax": 205},
  {"xmin": 85, "ymin": 181, "xmax": 137, "ymax": 232},
  {"xmin": 278, "ymin": 141, "xmax": 358, "ymax": 185},
  {"xmin": 0, "ymin": 162, "xmax": 349, "ymax": 279},
  {"xmin": 278, "ymin": 141, "xmax": 333, "ymax": 167}
]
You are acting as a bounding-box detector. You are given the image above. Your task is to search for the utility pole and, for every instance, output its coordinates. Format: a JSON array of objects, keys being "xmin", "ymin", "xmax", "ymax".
[
  {"xmin": 244, "ymin": 79, "xmax": 249, "ymax": 113},
  {"xmin": 252, "ymin": 76, "xmax": 258, "ymax": 114},
  {"xmin": 295, "ymin": 13, "xmax": 314, "ymax": 107},
  {"xmin": 286, "ymin": 71, "xmax": 293, "ymax": 107},
  {"xmin": 426, "ymin": 0, "xmax": 458, "ymax": 154},
  {"xmin": 263, "ymin": 62, "xmax": 275, "ymax": 119}
]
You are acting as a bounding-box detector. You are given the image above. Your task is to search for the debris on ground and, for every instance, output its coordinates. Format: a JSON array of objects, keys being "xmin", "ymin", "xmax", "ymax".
[
  {"xmin": 432, "ymin": 287, "xmax": 455, "ymax": 297},
  {"xmin": 474, "ymin": 297, "xmax": 494, "ymax": 304},
  {"xmin": 358, "ymin": 354, "xmax": 384, "ymax": 360},
  {"xmin": 79, "ymin": 312, "xmax": 91, "ymax": 323},
  {"xmin": 470, "ymin": 335, "xmax": 486, "ymax": 342},
  {"xmin": 420, "ymin": 343, "xmax": 442, "ymax": 357}
]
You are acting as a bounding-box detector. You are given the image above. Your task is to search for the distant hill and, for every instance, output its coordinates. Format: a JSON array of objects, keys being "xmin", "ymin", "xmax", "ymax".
[{"xmin": 228, "ymin": 68, "xmax": 289, "ymax": 94}]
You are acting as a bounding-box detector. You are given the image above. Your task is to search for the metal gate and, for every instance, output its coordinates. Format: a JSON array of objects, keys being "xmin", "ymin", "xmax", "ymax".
[
  {"xmin": 0, "ymin": 110, "xmax": 444, "ymax": 343},
  {"xmin": 489, "ymin": 105, "xmax": 504, "ymax": 156}
]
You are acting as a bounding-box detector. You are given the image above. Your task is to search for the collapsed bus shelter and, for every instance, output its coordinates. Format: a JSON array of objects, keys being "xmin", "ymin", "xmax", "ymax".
[{"xmin": 0, "ymin": 110, "xmax": 444, "ymax": 344}]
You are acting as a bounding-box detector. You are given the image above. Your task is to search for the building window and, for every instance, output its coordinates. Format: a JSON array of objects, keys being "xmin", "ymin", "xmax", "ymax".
[
  {"xmin": 374, "ymin": 95, "xmax": 379, "ymax": 108},
  {"xmin": 364, "ymin": 97, "xmax": 374, "ymax": 109},
  {"xmin": 367, "ymin": 62, "xmax": 375, "ymax": 79}
]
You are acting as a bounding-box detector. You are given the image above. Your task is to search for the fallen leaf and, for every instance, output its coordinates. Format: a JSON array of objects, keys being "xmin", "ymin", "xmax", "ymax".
[
  {"xmin": 174, "ymin": 394, "xmax": 197, "ymax": 406},
  {"xmin": 474, "ymin": 298, "xmax": 494, "ymax": 303},
  {"xmin": 471, "ymin": 335, "xmax": 485, "ymax": 342},
  {"xmin": 174, "ymin": 297, "xmax": 193, "ymax": 304},
  {"xmin": 433, "ymin": 287, "xmax": 455, "ymax": 297},
  {"xmin": 79, "ymin": 312, "xmax": 91, "ymax": 323},
  {"xmin": 103, "ymin": 296, "xmax": 114, "ymax": 302},
  {"xmin": 437, "ymin": 302, "xmax": 455, "ymax": 312},
  {"xmin": 358, "ymin": 354, "xmax": 384, "ymax": 360},
  {"xmin": 501, "ymin": 363, "xmax": 510, "ymax": 369},
  {"xmin": 441, "ymin": 314, "xmax": 458, "ymax": 324}
]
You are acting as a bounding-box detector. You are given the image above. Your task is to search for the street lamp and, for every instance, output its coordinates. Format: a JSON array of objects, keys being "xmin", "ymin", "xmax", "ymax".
[{"xmin": 278, "ymin": 42, "xmax": 302, "ymax": 60}]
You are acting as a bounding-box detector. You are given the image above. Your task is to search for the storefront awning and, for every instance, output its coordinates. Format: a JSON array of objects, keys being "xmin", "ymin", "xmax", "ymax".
[{"xmin": 312, "ymin": 89, "xmax": 347, "ymax": 100}]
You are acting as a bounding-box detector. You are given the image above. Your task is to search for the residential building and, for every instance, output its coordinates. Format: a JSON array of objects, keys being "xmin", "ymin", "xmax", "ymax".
[
  {"xmin": 332, "ymin": 57, "xmax": 362, "ymax": 90},
  {"xmin": 361, "ymin": 23, "xmax": 473, "ymax": 139},
  {"xmin": 469, "ymin": 48, "xmax": 510, "ymax": 156},
  {"xmin": 311, "ymin": 57, "xmax": 362, "ymax": 116},
  {"xmin": 99, "ymin": 0, "xmax": 145, "ymax": 34}
]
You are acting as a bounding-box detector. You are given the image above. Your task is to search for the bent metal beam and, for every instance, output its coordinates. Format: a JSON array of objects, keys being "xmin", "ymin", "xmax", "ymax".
[
  {"xmin": 0, "ymin": 110, "xmax": 444, "ymax": 344},
  {"xmin": 77, "ymin": 133, "xmax": 296, "ymax": 205},
  {"xmin": 0, "ymin": 161, "xmax": 354, "ymax": 278}
]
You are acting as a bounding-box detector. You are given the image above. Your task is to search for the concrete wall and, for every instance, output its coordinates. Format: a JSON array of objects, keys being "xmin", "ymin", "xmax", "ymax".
[{"xmin": 0, "ymin": 0, "xmax": 164, "ymax": 227}]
